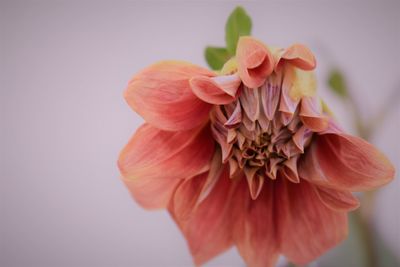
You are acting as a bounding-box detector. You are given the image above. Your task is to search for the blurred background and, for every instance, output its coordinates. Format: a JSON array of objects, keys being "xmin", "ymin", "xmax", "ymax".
[{"xmin": 1, "ymin": 1, "xmax": 399, "ymax": 266}]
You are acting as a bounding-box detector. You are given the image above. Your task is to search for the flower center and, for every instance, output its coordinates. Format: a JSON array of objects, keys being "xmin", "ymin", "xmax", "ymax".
[{"xmin": 210, "ymin": 75, "xmax": 313, "ymax": 198}]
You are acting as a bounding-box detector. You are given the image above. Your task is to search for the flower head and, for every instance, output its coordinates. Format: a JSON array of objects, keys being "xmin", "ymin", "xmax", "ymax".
[{"xmin": 118, "ymin": 36, "xmax": 394, "ymax": 267}]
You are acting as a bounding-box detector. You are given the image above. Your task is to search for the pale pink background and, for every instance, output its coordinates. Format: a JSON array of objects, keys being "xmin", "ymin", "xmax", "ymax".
[{"xmin": 1, "ymin": 1, "xmax": 399, "ymax": 266}]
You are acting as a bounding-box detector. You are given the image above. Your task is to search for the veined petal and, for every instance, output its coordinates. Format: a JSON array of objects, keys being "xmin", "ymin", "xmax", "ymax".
[
  {"xmin": 231, "ymin": 179, "xmax": 279, "ymax": 267},
  {"xmin": 314, "ymin": 186, "xmax": 360, "ymax": 212},
  {"xmin": 190, "ymin": 73, "xmax": 241, "ymax": 105},
  {"xmin": 279, "ymin": 66, "xmax": 300, "ymax": 125},
  {"xmin": 275, "ymin": 178, "xmax": 348, "ymax": 265},
  {"xmin": 275, "ymin": 43, "xmax": 316, "ymax": 71},
  {"xmin": 299, "ymin": 131, "xmax": 395, "ymax": 191},
  {"xmin": 236, "ymin": 36, "xmax": 274, "ymax": 88},
  {"xmin": 118, "ymin": 123, "xmax": 215, "ymax": 209},
  {"xmin": 170, "ymin": 150, "xmax": 224, "ymax": 222},
  {"xmin": 169, "ymin": 172, "xmax": 208, "ymax": 222},
  {"xmin": 169, "ymin": 167, "xmax": 236, "ymax": 266},
  {"xmin": 124, "ymin": 61, "xmax": 214, "ymax": 131}
]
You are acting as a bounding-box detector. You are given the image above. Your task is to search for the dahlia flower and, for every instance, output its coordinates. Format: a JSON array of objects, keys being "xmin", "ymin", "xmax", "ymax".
[{"xmin": 118, "ymin": 36, "xmax": 394, "ymax": 267}]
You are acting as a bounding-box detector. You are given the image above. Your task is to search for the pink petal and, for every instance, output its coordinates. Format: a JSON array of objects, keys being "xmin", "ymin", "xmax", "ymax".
[
  {"xmin": 275, "ymin": 43, "xmax": 316, "ymax": 71},
  {"xmin": 279, "ymin": 67, "xmax": 300, "ymax": 125},
  {"xmin": 299, "ymin": 131, "xmax": 395, "ymax": 191},
  {"xmin": 118, "ymin": 123, "xmax": 215, "ymax": 209},
  {"xmin": 236, "ymin": 36, "xmax": 274, "ymax": 88},
  {"xmin": 190, "ymin": 74, "xmax": 241, "ymax": 105},
  {"xmin": 282, "ymin": 157, "xmax": 300, "ymax": 183},
  {"xmin": 124, "ymin": 61, "xmax": 214, "ymax": 131},
  {"xmin": 314, "ymin": 186, "xmax": 360, "ymax": 212},
  {"xmin": 224, "ymin": 101, "xmax": 242, "ymax": 129},
  {"xmin": 231, "ymin": 179, "xmax": 279, "ymax": 267},
  {"xmin": 275, "ymin": 179, "xmax": 348, "ymax": 265},
  {"xmin": 239, "ymin": 84, "xmax": 260, "ymax": 121},
  {"xmin": 260, "ymin": 73, "xmax": 281, "ymax": 120},
  {"xmin": 169, "ymin": 167, "xmax": 236, "ymax": 266},
  {"xmin": 244, "ymin": 168, "xmax": 265, "ymax": 199}
]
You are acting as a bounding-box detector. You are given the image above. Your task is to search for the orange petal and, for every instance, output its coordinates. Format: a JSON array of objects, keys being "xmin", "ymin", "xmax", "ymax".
[
  {"xmin": 275, "ymin": 43, "xmax": 316, "ymax": 71},
  {"xmin": 169, "ymin": 167, "xmax": 236, "ymax": 266},
  {"xmin": 169, "ymin": 172, "xmax": 208, "ymax": 222},
  {"xmin": 299, "ymin": 131, "xmax": 395, "ymax": 191},
  {"xmin": 231, "ymin": 179, "xmax": 279, "ymax": 267},
  {"xmin": 275, "ymin": 179, "xmax": 348, "ymax": 265},
  {"xmin": 236, "ymin": 36, "xmax": 274, "ymax": 88},
  {"xmin": 300, "ymin": 97, "xmax": 329, "ymax": 132},
  {"xmin": 118, "ymin": 123, "xmax": 215, "ymax": 209},
  {"xmin": 170, "ymin": 150, "xmax": 223, "ymax": 221},
  {"xmin": 314, "ymin": 186, "xmax": 360, "ymax": 212},
  {"xmin": 124, "ymin": 61, "xmax": 214, "ymax": 131},
  {"xmin": 190, "ymin": 73, "xmax": 241, "ymax": 104}
]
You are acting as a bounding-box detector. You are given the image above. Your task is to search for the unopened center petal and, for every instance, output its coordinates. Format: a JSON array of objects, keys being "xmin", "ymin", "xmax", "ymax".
[{"xmin": 210, "ymin": 74, "xmax": 314, "ymax": 199}]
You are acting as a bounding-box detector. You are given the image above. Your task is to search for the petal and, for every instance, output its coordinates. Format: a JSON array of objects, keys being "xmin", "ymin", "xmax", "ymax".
[
  {"xmin": 300, "ymin": 96, "xmax": 329, "ymax": 132},
  {"xmin": 170, "ymin": 150, "xmax": 224, "ymax": 221},
  {"xmin": 299, "ymin": 131, "xmax": 395, "ymax": 191},
  {"xmin": 124, "ymin": 61, "xmax": 214, "ymax": 131},
  {"xmin": 169, "ymin": 172, "xmax": 207, "ymax": 222},
  {"xmin": 118, "ymin": 123, "xmax": 215, "ymax": 209},
  {"xmin": 279, "ymin": 66, "xmax": 318, "ymax": 125},
  {"xmin": 190, "ymin": 73, "xmax": 241, "ymax": 104},
  {"xmin": 275, "ymin": 43, "xmax": 316, "ymax": 71},
  {"xmin": 231, "ymin": 179, "xmax": 279, "ymax": 267},
  {"xmin": 239, "ymin": 83, "xmax": 260, "ymax": 121},
  {"xmin": 243, "ymin": 168, "xmax": 265, "ymax": 200},
  {"xmin": 260, "ymin": 73, "xmax": 282, "ymax": 120},
  {"xmin": 169, "ymin": 167, "xmax": 236, "ymax": 266},
  {"xmin": 275, "ymin": 178, "xmax": 348, "ymax": 265},
  {"xmin": 314, "ymin": 186, "xmax": 360, "ymax": 212},
  {"xmin": 236, "ymin": 36, "xmax": 274, "ymax": 88},
  {"xmin": 279, "ymin": 66, "xmax": 300, "ymax": 125}
]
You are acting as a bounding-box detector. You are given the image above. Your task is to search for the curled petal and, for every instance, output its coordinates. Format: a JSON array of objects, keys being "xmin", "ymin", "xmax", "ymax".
[
  {"xmin": 276, "ymin": 43, "xmax": 316, "ymax": 71},
  {"xmin": 118, "ymin": 123, "xmax": 215, "ymax": 209},
  {"xmin": 260, "ymin": 73, "xmax": 282, "ymax": 120},
  {"xmin": 244, "ymin": 168, "xmax": 265, "ymax": 200},
  {"xmin": 314, "ymin": 186, "xmax": 360, "ymax": 212},
  {"xmin": 300, "ymin": 97, "xmax": 329, "ymax": 132},
  {"xmin": 299, "ymin": 131, "xmax": 395, "ymax": 191},
  {"xmin": 237, "ymin": 36, "xmax": 274, "ymax": 88},
  {"xmin": 169, "ymin": 167, "xmax": 236, "ymax": 266},
  {"xmin": 282, "ymin": 157, "xmax": 300, "ymax": 183},
  {"xmin": 224, "ymin": 101, "xmax": 242, "ymax": 129},
  {"xmin": 124, "ymin": 61, "xmax": 214, "ymax": 131},
  {"xmin": 275, "ymin": 179, "xmax": 348, "ymax": 265},
  {"xmin": 231, "ymin": 179, "xmax": 279, "ymax": 267},
  {"xmin": 240, "ymin": 84, "xmax": 260, "ymax": 121},
  {"xmin": 190, "ymin": 73, "xmax": 241, "ymax": 105}
]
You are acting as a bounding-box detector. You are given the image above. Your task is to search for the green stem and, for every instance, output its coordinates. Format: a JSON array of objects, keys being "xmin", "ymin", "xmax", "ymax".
[
  {"xmin": 345, "ymin": 91, "xmax": 378, "ymax": 267},
  {"xmin": 353, "ymin": 210, "xmax": 377, "ymax": 267}
]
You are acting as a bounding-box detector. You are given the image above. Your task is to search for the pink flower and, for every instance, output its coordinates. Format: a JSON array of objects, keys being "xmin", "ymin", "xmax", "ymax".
[{"xmin": 118, "ymin": 36, "xmax": 394, "ymax": 267}]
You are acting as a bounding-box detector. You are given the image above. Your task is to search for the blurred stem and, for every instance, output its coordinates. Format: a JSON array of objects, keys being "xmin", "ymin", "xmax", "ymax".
[
  {"xmin": 345, "ymin": 88, "xmax": 377, "ymax": 267},
  {"xmin": 353, "ymin": 210, "xmax": 377, "ymax": 267}
]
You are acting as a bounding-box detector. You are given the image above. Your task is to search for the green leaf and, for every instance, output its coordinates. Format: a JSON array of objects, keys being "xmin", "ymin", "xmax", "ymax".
[
  {"xmin": 225, "ymin": 6, "xmax": 252, "ymax": 55},
  {"xmin": 328, "ymin": 69, "xmax": 348, "ymax": 98},
  {"xmin": 204, "ymin": 46, "xmax": 231, "ymax": 70}
]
